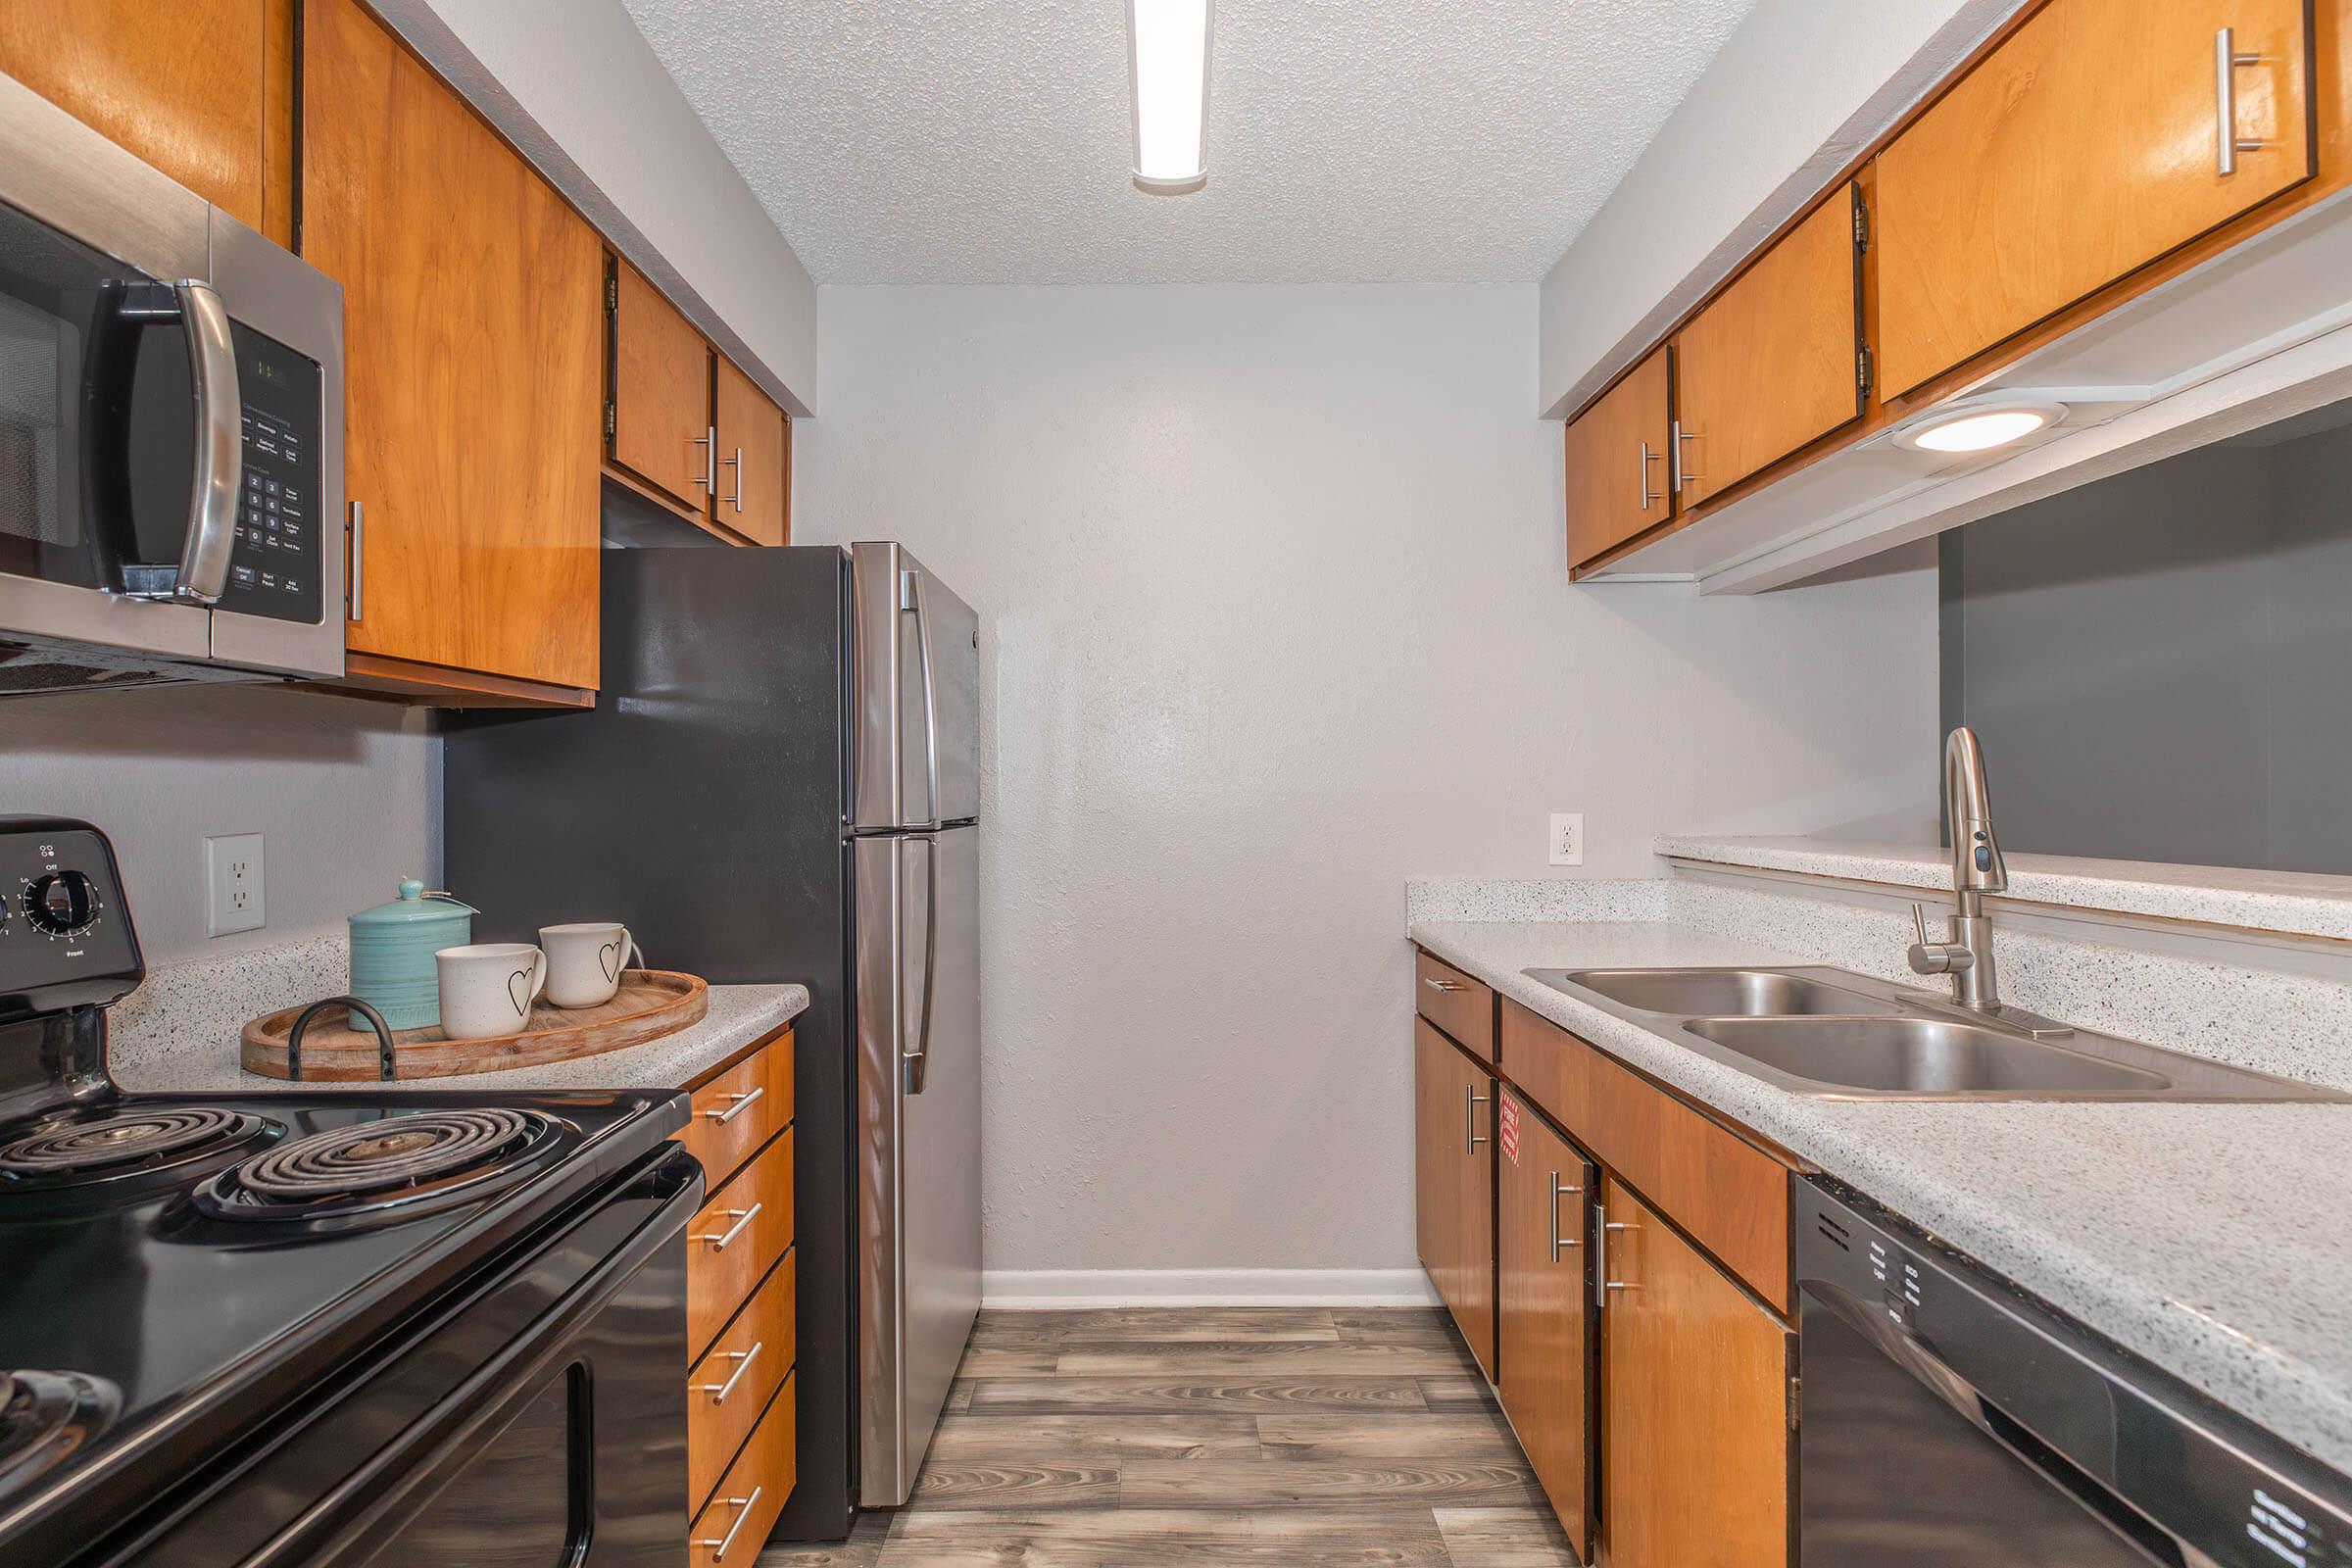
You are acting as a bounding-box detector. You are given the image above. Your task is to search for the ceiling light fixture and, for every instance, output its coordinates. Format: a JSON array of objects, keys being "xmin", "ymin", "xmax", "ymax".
[
  {"xmin": 1896, "ymin": 400, "xmax": 2068, "ymax": 454},
  {"xmin": 1128, "ymin": 0, "xmax": 1212, "ymax": 193}
]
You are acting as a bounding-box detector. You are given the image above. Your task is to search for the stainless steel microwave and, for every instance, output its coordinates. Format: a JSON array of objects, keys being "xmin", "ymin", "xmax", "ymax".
[{"xmin": 0, "ymin": 74, "xmax": 344, "ymax": 695}]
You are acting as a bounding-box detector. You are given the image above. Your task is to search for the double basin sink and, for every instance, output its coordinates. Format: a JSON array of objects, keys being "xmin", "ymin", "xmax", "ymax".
[{"xmin": 1524, "ymin": 965, "xmax": 2348, "ymax": 1102}]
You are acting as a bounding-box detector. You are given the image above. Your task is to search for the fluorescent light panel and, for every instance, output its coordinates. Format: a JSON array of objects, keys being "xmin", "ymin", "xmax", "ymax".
[{"xmin": 1130, "ymin": 0, "xmax": 1211, "ymax": 189}]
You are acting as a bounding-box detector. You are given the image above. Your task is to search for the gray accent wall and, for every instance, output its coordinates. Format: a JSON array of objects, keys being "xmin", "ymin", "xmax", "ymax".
[{"xmin": 1941, "ymin": 409, "xmax": 2352, "ymax": 873}]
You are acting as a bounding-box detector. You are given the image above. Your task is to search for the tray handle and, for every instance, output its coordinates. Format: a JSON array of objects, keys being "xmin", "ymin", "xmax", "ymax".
[{"xmin": 287, "ymin": 996, "xmax": 398, "ymax": 1082}]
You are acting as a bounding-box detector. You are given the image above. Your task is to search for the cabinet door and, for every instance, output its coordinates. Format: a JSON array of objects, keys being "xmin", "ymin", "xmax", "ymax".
[
  {"xmin": 1599, "ymin": 1177, "xmax": 1789, "ymax": 1568},
  {"xmin": 712, "ymin": 356, "xmax": 789, "ymax": 547},
  {"xmin": 1413, "ymin": 1017, "xmax": 1494, "ymax": 1377},
  {"xmin": 0, "ymin": 1, "xmax": 271, "ymax": 232},
  {"xmin": 304, "ymin": 0, "xmax": 604, "ymax": 692},
  {"xmin": 1673, "ymin": 189, "xmax": 1861, "ymax": 506},
  {"xmin": 610, "ymin": 262, "xmax": 712, "ymax": 512},
  {"xmin": 1562, "ymin": 347, "xmax": 1672, "ymax": 570},
  {"xmin": 1876, "ymin": 0, "xmax": 2314, "ymax": 399},
  {"xmin": 1495, "ymin": 1094, "xmax": 1594, "ymax": 1561}
]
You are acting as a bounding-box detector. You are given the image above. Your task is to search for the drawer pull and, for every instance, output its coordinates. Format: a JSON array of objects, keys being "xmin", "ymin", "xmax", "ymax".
[
  {"xmin": 698, "ymin": 1202, "xmax": 762, "ymax": 1250},
  {"xmin": 1465, "ymin": 1085, "xmax": 1490, "ymax": 1154},
  {"xmin": 706, "ymin": 1086, "xmax": 766, "ymax": 1124},
  {"xmin": 698, "ymin": 1485, "xmax": 763, "ymax": 1561},
  {"xmin": 1601, "ymin": 1219, "xmax": 1638, "ymax": 1294},
  {"xmin": 1550, "ymin": 1171, "xmax": 1585, "ymax": 1262},
  {"xmin": 1422, "ymin": 976, "xmax": 1465, "ymax": 993},
  {"xmin": 700, "ymin": 1340, "xmax": 763, "ymax": 1403}
]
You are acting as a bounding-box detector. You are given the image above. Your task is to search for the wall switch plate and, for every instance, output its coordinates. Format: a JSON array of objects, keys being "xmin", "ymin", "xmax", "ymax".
[
  {"xmin": 1548, "ymin": 812, "xmax": 1585, "ymax": 867},
  {"xmin": 205, "ymin": 833, "xmax": 266, "ymax": 936}
]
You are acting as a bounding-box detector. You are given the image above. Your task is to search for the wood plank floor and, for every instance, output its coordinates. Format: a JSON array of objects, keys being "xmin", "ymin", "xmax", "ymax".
[{"xmin": 758, "ymin": 1307, "xmax": 1577, "ymax": 1567}]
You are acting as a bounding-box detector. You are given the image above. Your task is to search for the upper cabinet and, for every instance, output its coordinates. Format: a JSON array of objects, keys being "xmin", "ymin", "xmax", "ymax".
[
  {"xmin": 712, "ymin": 356, "xmax": 790, "ymax": 548},
  {"xmin": 0, "ymin": 0, "xmax": 292, "ymax": 244},
  {"xmin": 304, "ymin": 0, "xmax": 605, "ymax": 701},
  {"xmin": 1876, "ymin": 0, "xmax": 2316, "ymax": 399},
  {"xmin": 1562, "ymin": 347, "xmax": 1673, "ymax": 570},
  {"xmin": 1672, "ymin": 187, "xmax": 1865, "ymax": 506}
]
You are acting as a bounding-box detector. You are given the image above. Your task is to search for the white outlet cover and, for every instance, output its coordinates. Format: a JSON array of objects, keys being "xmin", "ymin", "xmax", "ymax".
[
  {"xmin": 1548, "ymin": 812, "xmax": 1585, "ymax": 867},
  {"xmin": 205, "ymin": 832, "xmax": 266, "ymax": 937}
]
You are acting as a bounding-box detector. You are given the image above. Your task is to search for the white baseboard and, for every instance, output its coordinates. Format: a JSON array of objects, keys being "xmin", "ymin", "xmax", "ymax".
[{"xmin": 981, "ymin": 1268, "xmax": 1442, "ymax": 1310}]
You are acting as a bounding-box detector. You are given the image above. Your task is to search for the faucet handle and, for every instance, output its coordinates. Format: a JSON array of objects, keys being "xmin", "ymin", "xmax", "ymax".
[
  {"xmin": 1911, "ymin": 902, "xmax": 1933, "ymax": 948},
  {"xmin": 1907, "ymin": 903, "xmax": 1974, "ymax": 976}
]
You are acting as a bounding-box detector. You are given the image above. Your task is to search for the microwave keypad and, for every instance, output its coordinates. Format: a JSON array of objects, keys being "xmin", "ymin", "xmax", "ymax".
[{"xmin": 215, "ymin": 326, "xmax": 322, "ymax": 625}]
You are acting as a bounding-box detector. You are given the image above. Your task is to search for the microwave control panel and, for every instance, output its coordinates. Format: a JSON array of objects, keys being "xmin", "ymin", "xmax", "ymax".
[{"xmin": 214, "ymin": 323, "xmax": 323, "ymax": 625}]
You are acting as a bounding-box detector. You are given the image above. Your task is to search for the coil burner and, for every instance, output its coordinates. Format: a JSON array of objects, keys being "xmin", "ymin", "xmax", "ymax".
[
  {"xmin": 193, "ymin": 1109, "xmax": 565, "ymax": 1226},
  {"xmin": 0, "ymin": 1371, "xmax": 119, "ymax": 1501},
  {"xmin": 0, "ymin": 1108, "xmax": 277, "ymax": 1191}
]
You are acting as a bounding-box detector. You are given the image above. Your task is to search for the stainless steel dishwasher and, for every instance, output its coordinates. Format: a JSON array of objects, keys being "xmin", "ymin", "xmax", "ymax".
[{"xmin": 1796, "ymin": 1177, "xmax": 2351, "ymax": 1566}]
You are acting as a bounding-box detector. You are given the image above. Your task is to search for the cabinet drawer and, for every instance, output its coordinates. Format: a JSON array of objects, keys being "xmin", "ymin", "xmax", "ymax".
[
  {"xmin": 1501, "ymin": 1000, "xmax": 1789, "ymax": 1310},
  {"xmin": 687, "ymin": 1128, "xmax": 795, "ymax": 1360},
  {"xmin": 1414, "ymin": 951, "xmax": 1494, "ymax": 1062},
  {"xmin": 688, "ymin": 1372, "xmax": 796, "ymax": 1566},
  {"xmin": 677, "ymin": 1031, "xmax": 794, "ymax": 1190},
  {"xmin": 687, "ymin": 1256, "xmax": 797, "ymax": 1511}
]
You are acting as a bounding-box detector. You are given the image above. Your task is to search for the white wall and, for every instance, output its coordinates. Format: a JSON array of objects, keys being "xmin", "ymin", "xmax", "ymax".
[
  {"xmin": 1539, "ymin": 0, "xmax": 2021, "ymax": 416},
  {"xmin": 799, "ymin": 284, "xmax": 1938, "ymax": 1298},
  {"xmin": 384, "ymin": 0, "xmax": 817, "ymax": 413},
  {"xmin": 0, "ymin": 687, "xmax": 437, "ymax": 965}
]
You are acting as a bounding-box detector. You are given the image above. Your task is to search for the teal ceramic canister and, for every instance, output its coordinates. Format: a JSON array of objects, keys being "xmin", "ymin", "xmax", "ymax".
[{"xmin": 348, "ymin": 879, "xmax": 477, "ymax": 1034}]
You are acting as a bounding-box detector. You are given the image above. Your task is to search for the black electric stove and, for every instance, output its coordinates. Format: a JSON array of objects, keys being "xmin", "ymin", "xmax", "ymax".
[{"xmin": 0, "ymin": 818, "xmax": 703, "ymax": 1567}]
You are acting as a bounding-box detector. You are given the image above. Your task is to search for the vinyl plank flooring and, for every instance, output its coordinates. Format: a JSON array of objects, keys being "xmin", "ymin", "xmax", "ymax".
[
  {"xmin": 868, "ymin": 1508, "xmax": 1455, "ymax": 1566},
  {"xmin": 1120, "ymin": 1456, "xmax": 1542, "ymax": 1509},
  {"xmin": 967, "ymin": 1376, "xmax": 1434, "ymax": 1413},
  {"xmin": 1417, "ymin": 1373, "xmax": 1502, "ymax": 1412},
  {"xmin": 924, "ymin": 1413, "xmax": 1263, "ymax": 1463},
  {"xmin": 911, "ymin": 1461, "xmax": 1121, "ymax": 1509},
  {"xmin": 983, "ymin": 1306, "xmax": 1342, "ymax": 1343},
  {"xmin": 1056, "ymin": 1342, "xmax": 1465, "ymax": 1378},
  {"xmin": 1431, "ymin": 1506, "xmax": 1584, "ymax": 1566},
  {"xmin": 1254, "ymin": 1411, "xmax": 1523, "ymax": 1464}
]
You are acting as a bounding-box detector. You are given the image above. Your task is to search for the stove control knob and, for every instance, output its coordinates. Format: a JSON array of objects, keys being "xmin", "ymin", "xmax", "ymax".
[{"xmin": 24, "ymin": 871, "xmax": 99, "ymax": 936}]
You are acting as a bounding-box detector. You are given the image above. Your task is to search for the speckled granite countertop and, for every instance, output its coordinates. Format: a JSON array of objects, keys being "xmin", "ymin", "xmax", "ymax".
[
  {"xmin": 1409, "ymin": 917, "xmax": 2352, "ymax": 1479},
  {"xmin": 108, "ymin": 979, "xmax": 808, "ymax": 1094}
]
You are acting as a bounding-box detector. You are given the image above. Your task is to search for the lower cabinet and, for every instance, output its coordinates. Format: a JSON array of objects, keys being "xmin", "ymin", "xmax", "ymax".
[
  {"xmin": 1413, "ymin": 1016, "xmax": 1494, "ymax": 1376},
  {"xmin": 1495, "ymin": 1092, "xmax": 1595, "ymax": 1560},
  {"xmin": 1598, "ymin": 1177, "xmax": 1791, "ymax": 1568},
  {"xmin": 673, "ymin": 1026, "xmax": 799, "ymax": 1557}
]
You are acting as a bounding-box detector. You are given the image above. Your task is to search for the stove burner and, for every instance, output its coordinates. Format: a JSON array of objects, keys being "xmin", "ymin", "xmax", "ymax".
[
  {"xmin": 194, "ymin": 1109, "xmax": 564, "ymax": 1226},
  {"xmin": 0, "ymin": 1370, "xmax": 119, "ymax": 1495},
  {"xmin": 0, "ymin": 1108, "xmax": 276, "ymax": 1189}
]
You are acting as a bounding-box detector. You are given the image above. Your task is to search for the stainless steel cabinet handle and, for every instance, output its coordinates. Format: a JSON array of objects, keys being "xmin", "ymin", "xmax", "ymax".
[
  {"xmin": 723, "ymin": 446, "xmax": 744, "ymax": 512},
  {"xmin": 693, "ymin": 427, "xmax": 717, "ymax": 491},
  {"xmin": 1422, "ymin": 976, "xmax": 1465, "ymax": 993},
  {"xmin": 2216, "ymin": 27, "xmax": 2269, "ymax": 174},
  {"xmin": 1550, "ymin": 1172, "xmax": 1585, "ymax": 1262},
  {"xmin": 697, "ymin": 1202, "xmax": 761, "ymax": 1250},
  {"xmin": 705, "ymin": 1086, "xmax": 765, "ymax": 1124},
  {"xmin": 1602, "ymin": 1219, "xmax": 1637, "ymax": 1292},
  {"xmin": 1638, "ymin": 441, "xmax": 1664, "ymax": 512},
  {"xmin": 700, "ymin": 1341, "xmax": 763, "ymax": 1403},
  {"xmin": 347, "ymin": 502, "xmax": 365, "ymax": 622},
  {"xmin": 697, "ymin": 1486, "xmax": 762, "ymax": 1560},
  {"xmin": 1592, "ymin": 1200, "xmax": 1608, "ymax": 1307},
  {"xmin": 1465, "ymin": 1085, "xmax": 1491, "ymax": 1154},
  {"xmin": 1672, "ymin": 419, "xmax": 1700, "ymax": 494}
]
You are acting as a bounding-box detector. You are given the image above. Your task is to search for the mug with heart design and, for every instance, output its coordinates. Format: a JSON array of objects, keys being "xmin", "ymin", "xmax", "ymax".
[
  {"xmin": 539, "ymin": 922, "xmax": 643, "ymax": 1008},
  {"xmin": 436, "ymin": 943, "xmax": 548, "ymax": 1040}
]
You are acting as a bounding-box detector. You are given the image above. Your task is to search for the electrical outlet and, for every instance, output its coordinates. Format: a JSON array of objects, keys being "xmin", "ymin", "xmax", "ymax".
[
  {"xmin": 1548, "ymin": 812, "xmax": 1585, "ymax": 867},
  {"xmin": 205, "ymin": 833, "xmax": 266, "ymax": 936}
]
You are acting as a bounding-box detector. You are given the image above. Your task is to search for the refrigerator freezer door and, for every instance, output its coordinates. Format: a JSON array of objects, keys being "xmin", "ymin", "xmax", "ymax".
[
  {"xmin": 849, "ymin": 542, "xmax": 981, "ymax": 830},
  {"xmin": 855, "ymin": 826, "xmax": 983, "ymax": 1506}
]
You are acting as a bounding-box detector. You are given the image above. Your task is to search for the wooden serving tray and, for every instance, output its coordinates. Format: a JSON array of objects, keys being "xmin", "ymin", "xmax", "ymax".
[{"xmin": 241, "ymin": 969, "xmax": 710, "ymax": 1081}]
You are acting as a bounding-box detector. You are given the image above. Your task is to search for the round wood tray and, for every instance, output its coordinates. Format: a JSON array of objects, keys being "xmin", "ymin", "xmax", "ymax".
[{"xmin": 241, "ymin": 969, "xmax": 710, "ymax": 1081}]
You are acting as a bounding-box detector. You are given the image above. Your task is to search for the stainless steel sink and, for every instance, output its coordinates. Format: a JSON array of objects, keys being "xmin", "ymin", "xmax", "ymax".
[
  {"xmin": 1522, "ymin": 964, "xmax": 2351, "ymax": 1102},
  {"xmin": 1560, "ymin": 967, "xmax": 1899, "ymax": 1017},
  {"xmin": 1682, "ymin": 1015, "xmax": 2172, "ymax": 1096}
]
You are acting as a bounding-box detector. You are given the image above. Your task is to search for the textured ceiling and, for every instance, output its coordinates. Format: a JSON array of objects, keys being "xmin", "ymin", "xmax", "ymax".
[{"xmin": 618, "ymin": 0, "xmax": 1760, "ymax": 284}]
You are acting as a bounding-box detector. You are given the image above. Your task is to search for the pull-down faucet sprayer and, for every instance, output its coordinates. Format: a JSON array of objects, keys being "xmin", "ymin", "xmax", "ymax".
[{"xmin": 1907, "ymin": 726, "xmax": 2009, "ymax": 1011}]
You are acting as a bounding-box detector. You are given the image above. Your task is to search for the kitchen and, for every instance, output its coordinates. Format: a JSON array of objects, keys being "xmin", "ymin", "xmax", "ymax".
[{"xmin": 1, "ymin": 0, "xmax": 2349, "ymax": 1564}]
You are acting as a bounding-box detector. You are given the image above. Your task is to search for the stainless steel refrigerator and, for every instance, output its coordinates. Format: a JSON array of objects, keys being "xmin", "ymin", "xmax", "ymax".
[{"xmin": 443, "ymin": 541, "xmax": 982, "ymax": 1539}]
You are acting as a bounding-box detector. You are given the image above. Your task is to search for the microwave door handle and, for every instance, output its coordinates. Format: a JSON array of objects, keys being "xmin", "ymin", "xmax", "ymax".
[
  {"xmin": 906, "ymin": 569, "xmax": 943, "ymax": 828},
  {"xmin": 171, "ymin": 279, "xmax": 242, "ymax": 604}
]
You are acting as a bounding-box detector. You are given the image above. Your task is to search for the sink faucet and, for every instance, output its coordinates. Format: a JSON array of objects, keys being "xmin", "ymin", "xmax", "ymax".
[{"xmin": 1908, "ymin": 726, "xmax": 2009, "ymax": 1011}]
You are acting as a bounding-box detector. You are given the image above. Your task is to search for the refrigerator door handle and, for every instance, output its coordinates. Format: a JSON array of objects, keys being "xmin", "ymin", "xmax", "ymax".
[
  {"xmin": 906, "ymin": 833, "xmax": 940, "ymax": 1094},
  {"xmin": 904, "ymin": 568, "xmax": 943, "ymax": 829}
]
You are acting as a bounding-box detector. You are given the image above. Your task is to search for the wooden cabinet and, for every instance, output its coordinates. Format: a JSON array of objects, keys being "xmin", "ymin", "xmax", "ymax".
[
  {"xmin": 711, "ymin": 356, "xmax": 790, "ymax": 547},
  {"xmin": 303, "ymin": 0, "xmax": 604, "ymax": 702},
  {"xmin": 1414, "ymin": 950, "xmax": 1494, "ymax": 1063},
  {"xmin": 0, "ymin": 0, "xmax": 289, "ymax": 241},
  {"xmin": 1598, "ymin": 1176, "xmax": 1791, "ymax": 1568},
  {"xmin": 610, "ymin": 261, "xmax": 715, "ymax": 513},
  {"xmin": 1413, "ymin": 1016, "xmax": 1494, "ymax": 1376},
  {"xmin": 688, "ymin": 1371, "xmax": 796, "ymax": 1567},
  {"xmin": 1494, "ymin": 1092, "xmax": 1595, "ymax": 1560},
  {"xmin": 688, "ymin": 1257, "xmax": 796, "ymax": 1510},
  {"xmin": 1876, "ymin": 0, "xmax": 2315, "ymax": 399},
  {"xmin": 1673, "ymin": 188, "xmax": 1864, "ymax": 505},
  {"xmin": 1562, "ymin": 347, "xmax": 1673, "ymax": 570}
]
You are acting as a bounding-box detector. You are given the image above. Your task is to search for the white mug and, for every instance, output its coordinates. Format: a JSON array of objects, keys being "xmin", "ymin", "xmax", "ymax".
[
  {"xmin": 436, "ymin": 943, "xmax": 547, "ymax": 1040},
  {"xmin": 539, "ymin": 922, "xmax": 643, "ymax": 1008}
]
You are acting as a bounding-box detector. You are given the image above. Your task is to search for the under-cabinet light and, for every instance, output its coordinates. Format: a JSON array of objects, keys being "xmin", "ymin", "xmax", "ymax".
[
  {"xmin": 1898, "ymin": 401, "xmax": 2067, "ymax": 454},
  {"xmin": 1129, "ymin": 0, "xmax": 1212, "ymax": 192}
]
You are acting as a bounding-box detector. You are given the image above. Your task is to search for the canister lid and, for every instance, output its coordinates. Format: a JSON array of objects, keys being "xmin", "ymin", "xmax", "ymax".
[{"xmin": 350, "ymin": 878, "xmax": 477, "ymax": 927}]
